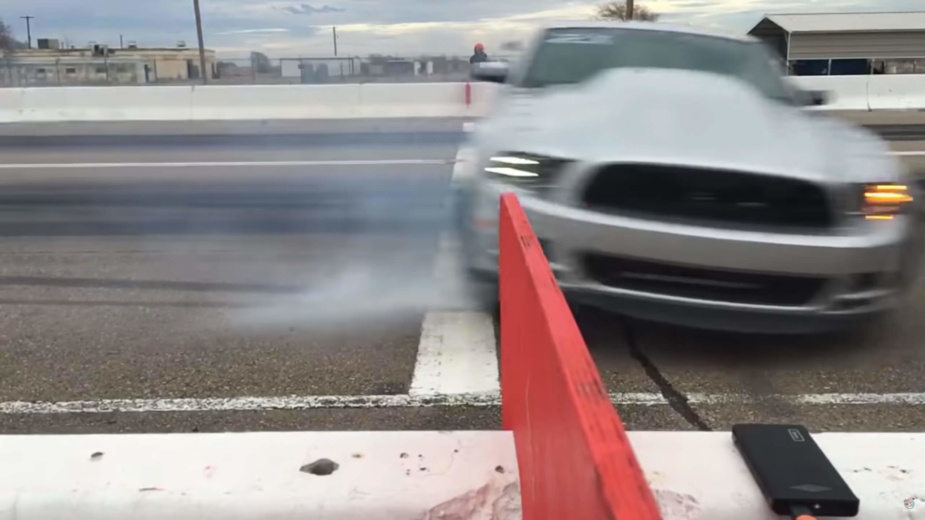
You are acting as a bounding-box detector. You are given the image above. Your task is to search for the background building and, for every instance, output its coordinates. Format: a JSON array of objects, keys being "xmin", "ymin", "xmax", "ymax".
[
  {"xmin": 1, "ymin": 38, "xmax": 216, "ymax": 86},
  {"xmin": 748, "ymin": 11, "xmax": 925, "ymax": 76}
]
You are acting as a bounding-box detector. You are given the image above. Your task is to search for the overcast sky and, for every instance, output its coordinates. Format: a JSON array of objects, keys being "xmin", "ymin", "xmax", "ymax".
[{"xmin": 2, "ymin": 0, "xmax": 924, "ymax": 59}]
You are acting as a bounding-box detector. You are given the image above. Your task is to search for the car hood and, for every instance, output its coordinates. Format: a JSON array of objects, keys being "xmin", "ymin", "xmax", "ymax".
[{"xmin": 476, "ymin": 68, "xmax": 897, "ymax": 184}]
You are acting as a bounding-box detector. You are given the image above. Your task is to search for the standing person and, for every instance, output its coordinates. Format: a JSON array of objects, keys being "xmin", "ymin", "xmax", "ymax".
[{"xmin": 470, "ymin": 43, "xmax": 489, "ymax": 64}]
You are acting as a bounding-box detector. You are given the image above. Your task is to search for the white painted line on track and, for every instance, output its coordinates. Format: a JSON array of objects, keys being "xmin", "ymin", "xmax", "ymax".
[
  {"xmin": 0, "ymin": 159, "xmax": 452, "ymax": 169},
  {"xmin": 450, "ymin": 143, "xmax": 476, "ymax": 183},
  {"xmin": 408, "ymin": 145, "xmax": 500, "ymax": 397},
  {"xmin": 409, "ymin": 312, "xmax": 499, "ymax": 396},
  {"xmin": 0, "ymin": 153, "xmax": 912, "ymax": 168},
  {"xmin": 613, "ymin": 392, "xmax": 925, "ymax": 406},
  {"xmin": 3, "ymin": 392, "xmax": 925, "ymax": 414},
  {"xmin": 0, "ymin": 394, "xmax": 501, "ymax": 414}
]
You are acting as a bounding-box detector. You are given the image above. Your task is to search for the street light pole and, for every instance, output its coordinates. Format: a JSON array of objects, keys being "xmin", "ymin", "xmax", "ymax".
[
  {"xmin": 626, "ymin": 0, "xmax": 634, "ymax": 20},
  {"xmin": 20, "ymin": 16, "xmax": 34, "ymax": 49},
  {"xmin": 333, "ymin": 27, "xmax": 338, "ymax": 57},
  {"xmin": 193, "ymin": 0, "xmax": 208, "ymax": 84}
]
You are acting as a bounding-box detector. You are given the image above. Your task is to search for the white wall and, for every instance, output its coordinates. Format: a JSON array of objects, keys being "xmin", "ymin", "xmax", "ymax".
[
  {"xmin": 19, "ymin": 86, "xmax": 193, "ymax": 122},
  {"xmin": 2, "ymin": 76, "xmax": 925, "ymax": 123},
  {"xmin": 0, "ymin": 82, "xmax": 483, "ymax": 123}
]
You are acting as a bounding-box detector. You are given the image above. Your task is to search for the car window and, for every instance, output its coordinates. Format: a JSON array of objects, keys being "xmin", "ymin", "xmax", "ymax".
[{"xmin": 518, "ymin": 27, "xmax": 795, "ymax": 104}]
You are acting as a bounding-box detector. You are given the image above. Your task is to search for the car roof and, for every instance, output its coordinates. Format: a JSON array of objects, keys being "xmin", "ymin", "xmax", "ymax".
[{"xmin": 540, "ymin": 21, "xmax": 755, "ymax": 43}]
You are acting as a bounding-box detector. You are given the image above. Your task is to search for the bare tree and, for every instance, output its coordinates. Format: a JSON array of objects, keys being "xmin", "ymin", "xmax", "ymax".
[
  {"xmin": 0, "ymin": 18, "xmax": 15, "ymax": 50},
  {"xmin": 596, "ymin": 2, "xmax": 660, "ymax": 22}
]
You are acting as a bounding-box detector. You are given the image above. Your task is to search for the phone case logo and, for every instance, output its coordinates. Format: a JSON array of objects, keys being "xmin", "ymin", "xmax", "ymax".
[
  {"xmin": 791, "ymin": 484, "xmax": 831, "ymax": 493},
  {"xmin": 788, "ymin": 428, "xmax": 805, "ymax": 442},
  {"xmin": 904, "ymin": 497, "xmax": 915, "ymax": 509}
]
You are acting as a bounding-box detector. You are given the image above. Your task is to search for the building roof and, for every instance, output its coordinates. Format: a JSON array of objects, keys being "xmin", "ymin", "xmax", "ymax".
[
  {"xmin": 9, "ymin": 47, "xmax": 215, "ymax": 55},
  {"xmin": 543, "ymin": 21, "xmax": 751, "ymax": 42},
  {"xmin": 760, "ymin": 11, "xmax": 925, "ymax": 33}
]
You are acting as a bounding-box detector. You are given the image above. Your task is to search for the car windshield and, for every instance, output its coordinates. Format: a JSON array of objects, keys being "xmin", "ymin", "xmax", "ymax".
[{"xmin": 519, "ymin": 27, "xmax": 794, "ymax": 104}]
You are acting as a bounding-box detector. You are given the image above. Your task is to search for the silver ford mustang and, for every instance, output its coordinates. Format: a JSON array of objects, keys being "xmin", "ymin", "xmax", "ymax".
[{"xmin": 456, "ymin": 22, "xmax": 923, "ymax": 333}]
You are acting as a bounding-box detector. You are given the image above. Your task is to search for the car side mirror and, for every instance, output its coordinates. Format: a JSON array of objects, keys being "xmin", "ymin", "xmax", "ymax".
[
  {"xmin": 471, "ymin": 62, "xmax": 509, "ymax": 84},
  {"xmin": 802, "ymin": 89, "xmax": 830, "ymax": 106}
]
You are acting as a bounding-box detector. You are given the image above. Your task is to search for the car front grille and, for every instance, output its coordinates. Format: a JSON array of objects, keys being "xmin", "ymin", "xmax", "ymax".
[
  {"xmin": 583, "ymin": 253, "xmax": 826, "ymax": 306},
  {"xmin": 581, "ymin": 164, "xmax": 833, "ymax": 230}
]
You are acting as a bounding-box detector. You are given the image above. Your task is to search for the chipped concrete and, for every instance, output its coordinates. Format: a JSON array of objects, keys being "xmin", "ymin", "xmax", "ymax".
[
  {"xmin": 653, "ymin": 489, "xmax": 701, "ymax": 519},
  {"xmin": 418, "ymin": 476, "xmax": 521, "ymax": 520},
  {"xmin": 1, "ymin": 431, "xmax": 520, "ymax": 519},
  {"xmin": 490, "ymin": 482, "xmax": 522, "ymax": 520}
]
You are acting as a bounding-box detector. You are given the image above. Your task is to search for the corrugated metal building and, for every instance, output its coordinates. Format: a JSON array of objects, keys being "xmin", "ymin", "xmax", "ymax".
[{"xmin": 748, "ymin": 12, "xmax": 925, "ymax": 75}]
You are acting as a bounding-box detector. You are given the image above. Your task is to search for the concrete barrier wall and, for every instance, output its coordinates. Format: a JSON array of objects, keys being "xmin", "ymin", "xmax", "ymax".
[
  {"xmin": 360, "ymin": 83, "xmax": 470, "ymax": 118},
  {"xmin": 1, "ymin": 75, "xmax": 925, "ymax": 123},
  {"xmin": 19, "ymin": 87, "xmax": 193, "ymax": 122},
  {"xmin": 0, "ymin": 431, "xmax": 522, "ymax": 519},
  {"xmin": 191, "ymin": 84, "xmax": 361, "ymax": 120},
  {"xmin": 867, "ymin": 75, "xmax": 925, "ymax": 111},
  {"xmin": 469, "ymin": 81, "xmax": 502, "ymax": 115},
  {"xmin": 0, "ymin": 88, "xmax": 23, "ymax": 122},
  {"xmin": 790, "ymin": 76, "xmax": 870, "ymax": 111},
  {"xmin": 0, "ymin": 83, "xmax": 477, "ymax": 123}
]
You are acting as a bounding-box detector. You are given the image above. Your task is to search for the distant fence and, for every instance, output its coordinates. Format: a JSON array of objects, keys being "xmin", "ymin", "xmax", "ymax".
[
  {"xmin": 211, "ymin": 55, "xmax": 519, "ymax": 85},
  {"xmin": 1, "ymin": 55, "xmax": 520, "ymax": 87},
  {"xmin": 1, "ymin": 57, "xmax": 161, "ymax": 87}
]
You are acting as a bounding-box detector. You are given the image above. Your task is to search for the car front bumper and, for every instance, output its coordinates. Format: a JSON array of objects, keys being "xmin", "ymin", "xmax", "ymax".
[{"xmin": 464, "ymin": 185, "xmax": 920, "ymax": 334}]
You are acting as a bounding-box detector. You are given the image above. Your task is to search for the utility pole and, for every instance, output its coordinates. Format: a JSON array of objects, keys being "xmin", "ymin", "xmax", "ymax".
[
  {"xmin": 20, "ymin": 16, "xmax": 34, "ymax": 49},
  {"xmin": 332, "ymin": 27, "xmax": 338, "ymax": 56},
  {"xmin": 193, "ymin": 0, "xmax": 208, "ymax": 84},
  {"xmin": 120, "ymin": 34, "xmax": 124, "ymax": 48},
  {"xmin": 626, "ymin": 0, "xmax": 634, "ymax": 20}
]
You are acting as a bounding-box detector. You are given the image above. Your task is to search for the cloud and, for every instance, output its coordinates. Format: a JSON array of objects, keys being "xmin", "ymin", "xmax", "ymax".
[
  {"xmin": 215, "ymin": 28, "xmax": 290, "ymax": 35},
  {"xmin": 281, "ymin": 4, "xmax": 346, "ymax": 15},
  {"xmin": 1, "ymin": 0, "xmax": 923, "ymax": 57}
]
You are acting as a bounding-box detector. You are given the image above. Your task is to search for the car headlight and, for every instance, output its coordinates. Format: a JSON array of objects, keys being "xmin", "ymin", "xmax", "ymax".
[
  {"xmin": 484, "ymin": 152, "xmax": 572, "ymax": 194},
  {"xmin": 857, "ymin": 183, "xmax": 914, "ymax": 220}
]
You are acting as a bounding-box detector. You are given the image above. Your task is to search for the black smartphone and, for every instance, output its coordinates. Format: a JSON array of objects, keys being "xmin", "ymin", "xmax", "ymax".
[{"xmin": 732, "ymin": 424, "xmax": 860, "ymax": 517}]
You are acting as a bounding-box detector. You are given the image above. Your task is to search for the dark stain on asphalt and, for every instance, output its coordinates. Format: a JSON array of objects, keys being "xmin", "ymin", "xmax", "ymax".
[{"xmin": 622, "ymin": 320, "xmax": 712, "ymax": 431}]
